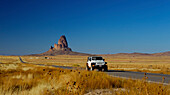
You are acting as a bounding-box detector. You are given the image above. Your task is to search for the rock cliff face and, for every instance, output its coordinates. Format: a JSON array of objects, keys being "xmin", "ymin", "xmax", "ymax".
[
  {"xmin": 50, "ymin": 35, "xmax": 72, "ymax": 51},
  {"xmin": 58, "ymin": 35, "xmax": 68, "ymax": 48}
]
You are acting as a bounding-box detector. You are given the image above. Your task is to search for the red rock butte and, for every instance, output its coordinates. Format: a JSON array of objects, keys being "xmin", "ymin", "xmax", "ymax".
[
  {"xmin": 32, "ymin": 35, "xmax": 91, "ymax": 56},
  {"xmin": 51, "ymin": 35, "xmax": 72, "ymax": 51}
]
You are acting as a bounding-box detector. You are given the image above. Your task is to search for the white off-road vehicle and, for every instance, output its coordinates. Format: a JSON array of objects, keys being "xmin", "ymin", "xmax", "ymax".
[{"xmin": 86, "ymin": 56, "xmax": 108, "ymax": 71}]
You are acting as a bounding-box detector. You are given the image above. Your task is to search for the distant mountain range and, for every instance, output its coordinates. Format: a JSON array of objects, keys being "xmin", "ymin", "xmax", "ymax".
[
  {"xmin": 152, "ymin": 51, "xmax": 170, "ymax": 56},
  {"xmin": 100, "ymin": 51, "xmax": 170, "ymax": 56}
]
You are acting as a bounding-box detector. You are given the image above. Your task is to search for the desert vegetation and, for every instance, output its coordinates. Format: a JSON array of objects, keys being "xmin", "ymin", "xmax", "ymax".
[{"xmin": 0, "ymin": 56, "xmax": 170, "ymax": 95}]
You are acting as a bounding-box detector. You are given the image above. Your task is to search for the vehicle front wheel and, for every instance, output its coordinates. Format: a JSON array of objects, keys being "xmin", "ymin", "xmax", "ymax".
[
  {"xmin": 86, "ymin": 66, "xmax": 90, "ymax": 71},
  {"xmin": 104, "ymin": 65, "xmax": 108, "ymax": 72},
  {"xmin": 90, "ymin": 67, "xmax": 94, "ymax": 71}
]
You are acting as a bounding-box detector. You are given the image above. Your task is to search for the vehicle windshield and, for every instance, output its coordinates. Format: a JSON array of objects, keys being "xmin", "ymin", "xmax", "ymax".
[{"xmin": 92, "ymin": 57, "xmax": 103, "ymax": 60}]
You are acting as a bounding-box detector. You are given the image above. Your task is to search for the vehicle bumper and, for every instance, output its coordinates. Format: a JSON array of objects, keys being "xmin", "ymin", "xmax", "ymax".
[{"xmin": 92, "ymin": 65, "xmax": 107, "ymax": 69}]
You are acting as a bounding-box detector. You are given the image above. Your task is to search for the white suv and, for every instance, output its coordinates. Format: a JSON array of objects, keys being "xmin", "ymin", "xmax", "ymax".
[{"xmin": 86, "ymin": 56, "xmax": 108, "ymax": 71}]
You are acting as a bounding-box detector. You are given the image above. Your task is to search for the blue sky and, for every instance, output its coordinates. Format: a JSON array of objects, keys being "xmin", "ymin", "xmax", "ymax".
[{"xmin": 1, "ymin": 0, "xmax": 170, "ymax": 55}]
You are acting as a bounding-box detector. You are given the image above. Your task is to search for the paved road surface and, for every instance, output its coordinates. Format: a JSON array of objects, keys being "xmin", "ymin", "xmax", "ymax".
[
  {"xmin": 107, "ymin": 70, "xmax": 170, "ymax": 84},
  {"xmin": 19, "ymin": 56, "xmax": 26, "ymax": 63}
]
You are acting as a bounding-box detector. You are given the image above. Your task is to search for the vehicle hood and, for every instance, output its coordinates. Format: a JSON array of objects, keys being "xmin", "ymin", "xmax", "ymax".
[{"xmin": 91, "ymin": 60, "xmax": 105, "ymax": 63}]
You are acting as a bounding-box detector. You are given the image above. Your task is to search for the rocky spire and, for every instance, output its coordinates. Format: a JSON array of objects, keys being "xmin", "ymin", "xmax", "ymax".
[
  {"xmin": 51, "ymin": 35, "xmax": 71, "ymax": 51},
  {"xmin": 58, "ymin": 35, "xmax": 68, "ymax": 48}
]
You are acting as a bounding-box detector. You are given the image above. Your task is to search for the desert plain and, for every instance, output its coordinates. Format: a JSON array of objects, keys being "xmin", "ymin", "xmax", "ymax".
[{"xmin": 0, "ymin": 55, "xmax": 170, "ymax": 95}]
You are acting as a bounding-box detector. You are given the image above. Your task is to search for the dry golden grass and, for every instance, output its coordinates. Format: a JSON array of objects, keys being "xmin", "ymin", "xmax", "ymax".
[
  {"xmin": 0, "ymin": 56, "xmax": 20, "ymax": 63},
  {"xmin": 0, "ymin": 62, "xmax": 170, "ymax": 95},
  {"xmin": 105, "ymin": 55, "xmax": 170, "ymax": 74},
  {"xmin": 14, "ymin": 55, "xmax": 170, "ymax": 74}
]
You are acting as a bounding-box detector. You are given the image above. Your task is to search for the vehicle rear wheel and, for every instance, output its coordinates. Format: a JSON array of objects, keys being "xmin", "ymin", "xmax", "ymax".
[
  {"xmin": 104, "ymin": 65, "xmax": 108, "ymax": 72},
  {"xmin": 98, "ymin": 68, "xmax": 102, "ymax": 71}
]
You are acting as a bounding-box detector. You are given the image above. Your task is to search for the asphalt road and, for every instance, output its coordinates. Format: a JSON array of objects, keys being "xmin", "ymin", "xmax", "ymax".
[
  {"xmin": 18, "ymin": 57, "xmax": 170, "ymax": 84},
  {"xmin": 19, "ymin": 56, "xmax": 26, "ymax": 63},
  {"xmin": 107, "ymin": 70, "xmax": 170, "ymax": 84}
]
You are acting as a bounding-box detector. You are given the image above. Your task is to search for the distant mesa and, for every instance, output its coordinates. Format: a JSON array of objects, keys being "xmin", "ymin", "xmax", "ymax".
[
  {"xmin": 32, "ymin": 35, "xmax": 91, "ymax": 56},
  {"xmin": 100, "ymin": 51, "xmax": 170, "ymax": 57},
  {"xmin": 152, "ymin": 51, "xmax": 170, "ymax": 56}
]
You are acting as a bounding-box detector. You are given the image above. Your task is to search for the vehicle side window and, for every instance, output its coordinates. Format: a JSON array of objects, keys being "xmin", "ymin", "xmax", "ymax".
[
  {"xmin": 89, "ymin": 58, "xmax": 91, "ymax": 61},
  {"xmin": 87, "ymin": 57, "xmax": 89, "ymax": 61}
]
